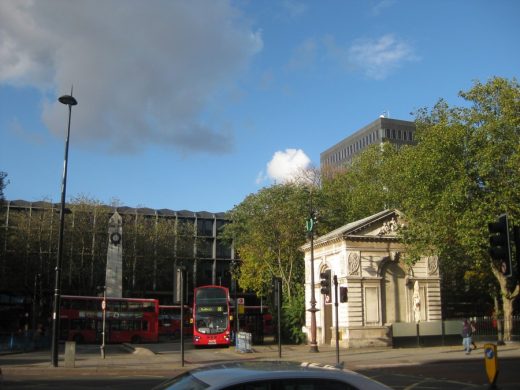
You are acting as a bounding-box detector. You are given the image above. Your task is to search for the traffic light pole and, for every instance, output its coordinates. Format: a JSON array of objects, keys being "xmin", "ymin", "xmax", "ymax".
[{"xmin": 333, "ymin": 275, "xmax": 339, "ymax": 366}]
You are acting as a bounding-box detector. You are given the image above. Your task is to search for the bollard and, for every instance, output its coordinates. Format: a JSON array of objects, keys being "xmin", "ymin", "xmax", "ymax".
[
  {"xmin": 64, "ymin": 341, "xmax": 76, "ymax": 368},
  {"xmin": 484, "ymin": 343, "xmax": 498, "ymax": 389}
]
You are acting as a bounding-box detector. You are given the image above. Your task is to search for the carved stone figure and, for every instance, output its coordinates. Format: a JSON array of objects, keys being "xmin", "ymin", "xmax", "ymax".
[{"xmin": 413, "ymin": 280, "xmax": 421, "ymax": 323}]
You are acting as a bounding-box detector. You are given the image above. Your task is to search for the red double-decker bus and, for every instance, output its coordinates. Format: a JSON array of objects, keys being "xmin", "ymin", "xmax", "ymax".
[
  {"xmin": 192, "ymin": 285, "xmax": 231, "ymax": 346},
  {"xmin": 158, "ymin": 305, "xmax": 192, "ymax": 339},
  {"xmin": 60, "ymin": 295, "xmax": 159, "ymax": 344}
]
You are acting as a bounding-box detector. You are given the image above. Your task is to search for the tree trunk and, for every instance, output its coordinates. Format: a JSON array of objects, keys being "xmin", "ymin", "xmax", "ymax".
[
  {"xmin": 502, "ymin": 295, "xmax": 514, "ymax": 342},
  {"xmin": 494, "ymin": 295, "xmax": 505, "ymax": 345},
  {"xmin": 492, "ymin": 266, "xmax": 519, "ymax": 342}
]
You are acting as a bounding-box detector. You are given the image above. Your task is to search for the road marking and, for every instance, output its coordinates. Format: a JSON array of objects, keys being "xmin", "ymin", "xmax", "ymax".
[{"xmin": 355, "ymin": 362, "xmax": 420, "ymax": 369}]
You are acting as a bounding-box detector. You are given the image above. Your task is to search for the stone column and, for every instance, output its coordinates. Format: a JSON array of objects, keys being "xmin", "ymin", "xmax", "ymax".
[{"xmin": 105, "ymin": 211, "xmax": 123, "ymax": 297}]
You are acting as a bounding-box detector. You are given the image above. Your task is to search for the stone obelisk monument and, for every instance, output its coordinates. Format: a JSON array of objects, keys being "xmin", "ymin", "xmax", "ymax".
[{"xmin": 105, "ymin": 211, "xmax": 123, "ymax": 297}]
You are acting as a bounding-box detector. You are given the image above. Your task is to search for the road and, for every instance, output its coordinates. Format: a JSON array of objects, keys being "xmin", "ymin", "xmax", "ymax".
[{"xmin": 1, "ymin": 341, "xmax": 519, "ymax": 389}]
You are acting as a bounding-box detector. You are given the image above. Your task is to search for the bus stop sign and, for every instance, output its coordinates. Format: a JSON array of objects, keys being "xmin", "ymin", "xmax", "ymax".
[{"xmin": 237, "ymin": 298, "xmax": 245, "ymax": 314}]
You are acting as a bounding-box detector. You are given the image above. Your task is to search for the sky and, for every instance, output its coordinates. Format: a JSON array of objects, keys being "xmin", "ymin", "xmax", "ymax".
[{"xmin": 1, "ymin": 0, "xmax": 519, "ymax": 213}]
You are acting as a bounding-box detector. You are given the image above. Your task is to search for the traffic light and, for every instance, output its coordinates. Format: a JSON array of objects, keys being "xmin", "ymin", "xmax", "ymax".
[
  {"xmin": 340, "ymin": 287, "xmax": 348, "ymax": 303},
  {"xmin": 320, "ymin": 270, "xmax": 331, "ymax": 295},
  {"xmin": 488, "ymin": 214, "xmax": 512, "ymax": 277}
]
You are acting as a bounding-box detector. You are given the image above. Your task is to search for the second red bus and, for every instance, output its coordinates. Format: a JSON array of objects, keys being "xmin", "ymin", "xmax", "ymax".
[{"xmin": 60, "ymin": 295, "xmax": 159, "ymax": 344}]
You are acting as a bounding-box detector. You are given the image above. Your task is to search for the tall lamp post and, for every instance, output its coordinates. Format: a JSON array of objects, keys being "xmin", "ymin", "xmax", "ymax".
[
  {"xmin": 305, "ymin": 190, "xmax": 319, "ymax": 352},
  {"xmin": 51, "ymin": 93, "xmax": 78, "ymax": 367}
]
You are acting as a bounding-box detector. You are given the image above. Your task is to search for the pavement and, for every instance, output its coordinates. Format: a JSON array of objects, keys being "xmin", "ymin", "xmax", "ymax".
[{"xmin": 1, "ymin": 340, "xmax": 520, "ymax": 387}]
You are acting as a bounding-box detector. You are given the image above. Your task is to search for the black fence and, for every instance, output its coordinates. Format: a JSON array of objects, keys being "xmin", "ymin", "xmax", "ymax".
[{"xmin": 392, "ymin": 316, "xmax": 520, "ymax": 348}]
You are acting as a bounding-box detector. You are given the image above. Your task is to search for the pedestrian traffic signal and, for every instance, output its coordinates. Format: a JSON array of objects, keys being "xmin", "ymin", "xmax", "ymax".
[
  {"xmin": 488, "ymin": 214, "xmax": 512, "ymax": 277},
  {"xmin": 320, "ymin": 270, "xmax": 331, "ymax": 295},
  {"xmin": 340, "ymin": 286, "xmax": 348, "ymax": 303}
]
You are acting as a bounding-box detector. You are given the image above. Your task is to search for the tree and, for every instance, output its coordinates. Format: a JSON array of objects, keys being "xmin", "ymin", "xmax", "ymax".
[
  {"xmin": 320, "ymin": 143, "xmax": 403, "ymax": 233},
  {"xmin": 0, "ymin": 171, "xmax": 7, "ymax": 203},
  {"xmin": 222, "ymin": 183, "xmax": 310, "ymax": 302},
  {"xmin": 221, "ymin": 183, "xmax": 313, "ymax": 342},
  {"xmin": 395, "ymin": 77, "xmax": 520, "ymax": 339}
]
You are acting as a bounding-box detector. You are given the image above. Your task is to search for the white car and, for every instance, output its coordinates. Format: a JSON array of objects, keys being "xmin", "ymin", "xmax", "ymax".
[{"xmin": 153, "ymin": 361, "xmax": 391, "ymax": 390}]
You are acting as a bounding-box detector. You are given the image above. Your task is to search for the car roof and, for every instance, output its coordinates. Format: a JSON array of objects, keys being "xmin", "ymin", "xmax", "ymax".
[{"xmin": 188, "ymin": 361, "xmax": 390, "ymax": 389}]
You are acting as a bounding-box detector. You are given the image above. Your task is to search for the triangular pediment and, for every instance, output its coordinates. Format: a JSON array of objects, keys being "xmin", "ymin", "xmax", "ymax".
[
  {"xmin": 305, "ymin": 209, "xmax": 405, "ymax": 249},
  {"xmin": 346, "ymin": 210, "xmax": 404, "ymax": 238}
]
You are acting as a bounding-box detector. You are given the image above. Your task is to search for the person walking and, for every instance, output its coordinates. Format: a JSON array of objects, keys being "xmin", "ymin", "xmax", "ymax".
[
  {"xmin": 470, "ymin": 320, "xmax": 477, "ymax": 350},
  {"xmin": 462, "ymin": 319, "xmax": 473, "ymax": 354}
]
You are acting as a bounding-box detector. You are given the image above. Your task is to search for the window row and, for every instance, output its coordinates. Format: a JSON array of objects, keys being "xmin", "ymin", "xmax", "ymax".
[
  {"xmin": 326, "ymin": 130, "xmax": 381, "ymax": 165},
  {"xmin": 384, "ymin": 128, "xmax": 414, "ymax": 142}
]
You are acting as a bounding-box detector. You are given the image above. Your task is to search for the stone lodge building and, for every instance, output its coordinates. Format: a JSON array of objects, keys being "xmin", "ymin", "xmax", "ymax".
[{"xmin": 301, "ymin": 209, "xmax": 442, "ymax": 348}]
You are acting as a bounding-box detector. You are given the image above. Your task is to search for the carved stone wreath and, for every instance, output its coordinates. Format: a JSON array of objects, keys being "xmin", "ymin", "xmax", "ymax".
[
  {"xmin": 348, "ymin": 252, "xmax": 360, "ymax": 275},
  {"xmin": 427, "ymin": 256, "xmax": 439, "ymax": 276}
]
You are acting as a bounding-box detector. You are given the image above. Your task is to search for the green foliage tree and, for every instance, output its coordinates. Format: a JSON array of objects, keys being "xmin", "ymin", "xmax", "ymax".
[
  {"xmin": 320, "ymin": 143, "xmax": 403, "ymax": 233},
  {"xmin": 394, "ymin": 77, "xmax": 520, "ymax": 339},
  {"xmin": 223, "ymin": 184, "xmax": 309, "ymax": 300},
  {"xmin": 221, "ymin": 183, "xmax": 311, "ymax": 342}
]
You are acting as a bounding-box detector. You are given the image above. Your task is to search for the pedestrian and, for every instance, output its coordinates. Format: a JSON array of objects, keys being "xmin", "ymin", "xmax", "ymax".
[
  {"xmin": 470, "ymin": 320, "xmax": 477, "ymax": 350},
  {"xmin": 461, "ymin": 319, "xmax": 473, "ymax": 354}
]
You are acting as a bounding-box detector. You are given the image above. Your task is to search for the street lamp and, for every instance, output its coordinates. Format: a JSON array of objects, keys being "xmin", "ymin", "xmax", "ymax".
[
  {"xmin": 305, "ymin": 188, "xmax": 319, "ymax": 353},
  {"xmin": 51, "ymin": 92, "xmax": 78, "ymax": 367}
]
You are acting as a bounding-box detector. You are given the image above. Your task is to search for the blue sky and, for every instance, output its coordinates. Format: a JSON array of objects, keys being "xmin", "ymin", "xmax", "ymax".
[{"xmin": 1, "ymin": 0, "xmax": 519, "ymax": 213}]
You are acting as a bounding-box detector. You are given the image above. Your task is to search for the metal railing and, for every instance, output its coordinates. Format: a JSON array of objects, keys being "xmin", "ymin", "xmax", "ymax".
[
  {"xmin": 0, "ymin": 331, "xmax": 50, "ymax": 353},
  {"xmin": 466, "ymin": 316, "xmax": 520, "ymax": 338}
]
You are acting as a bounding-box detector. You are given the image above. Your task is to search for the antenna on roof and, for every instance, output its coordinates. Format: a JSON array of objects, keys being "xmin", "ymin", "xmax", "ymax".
[{"xmin": 380, "ymin": 110, "xmax": 390, "ymax": 118}]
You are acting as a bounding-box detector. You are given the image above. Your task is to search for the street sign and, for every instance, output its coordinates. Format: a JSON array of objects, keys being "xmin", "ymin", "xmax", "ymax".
[{"xmin": 237, "ymin": 297, "xmax": 245, "ymax": 314}]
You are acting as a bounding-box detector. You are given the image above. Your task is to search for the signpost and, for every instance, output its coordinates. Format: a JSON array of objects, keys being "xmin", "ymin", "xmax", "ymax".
[{"xmin": 101, "ymin": 287, "xmax": 106, "ymax": 359}]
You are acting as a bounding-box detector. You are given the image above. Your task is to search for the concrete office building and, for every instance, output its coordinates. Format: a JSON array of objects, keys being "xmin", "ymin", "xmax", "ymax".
[
  {"xmin": 320, "ymin": 117, "xmax": 416, "ymax": 169},
  {"xmin": 0, "ymin": 200, "xmax": 235, "ymax": 305}
]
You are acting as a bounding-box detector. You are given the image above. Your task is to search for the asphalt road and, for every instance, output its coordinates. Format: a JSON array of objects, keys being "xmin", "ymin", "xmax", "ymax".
[{"xmin": 2, "ymin": 342, "xmax": 519, "ymax": 389}]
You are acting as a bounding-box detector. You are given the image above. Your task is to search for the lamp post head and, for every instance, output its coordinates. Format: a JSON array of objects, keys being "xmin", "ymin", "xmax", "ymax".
[{"xmin": 58, "ymin": 95, "xmax": 78, "ymax": 106}]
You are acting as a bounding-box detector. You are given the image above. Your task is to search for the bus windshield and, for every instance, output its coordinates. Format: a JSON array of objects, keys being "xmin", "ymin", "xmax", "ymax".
[{"xmin": 195, "ymin": 305, "xmax": 228, "ymax": 334}]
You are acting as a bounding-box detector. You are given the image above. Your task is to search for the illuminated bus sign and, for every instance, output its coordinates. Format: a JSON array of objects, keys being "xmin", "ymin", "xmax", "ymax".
[{"xmin": 197, "ymin": 305, "xmax": 226, "ymax": 313}]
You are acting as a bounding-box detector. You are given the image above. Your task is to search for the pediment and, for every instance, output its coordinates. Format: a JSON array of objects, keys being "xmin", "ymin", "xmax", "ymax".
[
  {"xmin": 307, "ymin": 209, "xmax": 405, "ymax": 248},
  {"xmin": 347, "ymin": 210, "xmax": 404, "ymax": 238}
]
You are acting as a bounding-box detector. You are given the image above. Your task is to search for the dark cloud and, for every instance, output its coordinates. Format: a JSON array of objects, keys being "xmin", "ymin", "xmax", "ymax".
[{"xmin": 0, "ymin": 0, "xmax": 262, "ymax": 154}]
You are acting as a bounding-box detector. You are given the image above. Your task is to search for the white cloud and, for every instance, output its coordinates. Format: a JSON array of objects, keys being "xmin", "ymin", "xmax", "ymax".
[
  {"xmin": 324, "ymin": 34, "xmax": 418, "ymax": 80},
  {"xmin": 0, "ymin": 0, "xmax": 262, "ymax": 154},
  {"xmin": 348, "ymin": 34, "xmax": 418, "ymax": 79},
  {"xmin": 257, "ymin": 148, "xmax": 311, "ymax": 185}
]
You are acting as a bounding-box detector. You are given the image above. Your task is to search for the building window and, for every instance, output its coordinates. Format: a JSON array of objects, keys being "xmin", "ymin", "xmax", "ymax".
[
  {"xmin": 197, "ymin": 219, "xmax": 214, "ymax": 237},
  {"xmin": 196, "ymin": 238, "xmax": 213, "ymax": 258},
  {"xmin": 392, "ymin": 129, "xmax": 396, "ymax": 139}
]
